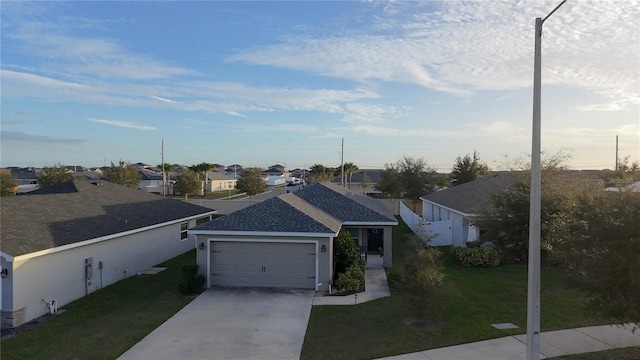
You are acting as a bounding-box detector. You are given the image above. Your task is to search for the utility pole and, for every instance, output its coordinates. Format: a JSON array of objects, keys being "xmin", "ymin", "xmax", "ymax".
[
  {"xmin": 615, "ymin": 135, "xmax": 619, "ymax": 171},
  {"xmin": 161, "ymin": 139, "xmax": 166, "ymax": 196},
  {"xmin": 340, "ymin": 138, "xmax": 344, "ymax": 187},
  {"xmin": 527, "ymin": 2, "xmax": 566, "ymax": 360}
]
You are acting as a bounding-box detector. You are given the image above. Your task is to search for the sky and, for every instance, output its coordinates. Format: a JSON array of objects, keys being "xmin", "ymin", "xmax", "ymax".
[{"xmin": 1, "ymin": 1, "xmax": 639, "ymax": 172}]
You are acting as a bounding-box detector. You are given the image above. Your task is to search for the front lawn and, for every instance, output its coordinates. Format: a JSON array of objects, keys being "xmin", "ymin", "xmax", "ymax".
[
  {"xmin": 548, "ymin": 346, "xmax": 640, "ymax": 360},
  {"xmin": 301, "ymin": 218, "xmax": 611, "ymax": 360},
  {"xmin": 0, "ymin": 250, "xmax": 200, "ymax": 360}
]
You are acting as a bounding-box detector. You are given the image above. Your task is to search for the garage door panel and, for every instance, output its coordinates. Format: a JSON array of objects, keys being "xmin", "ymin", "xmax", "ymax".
[{"xmin": 211, "ymin": 241, "xmax": 316, "ymax": 289}]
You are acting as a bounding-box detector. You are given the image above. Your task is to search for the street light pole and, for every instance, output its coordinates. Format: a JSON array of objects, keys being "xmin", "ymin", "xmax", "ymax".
[
  {"xmin": 276, "ymin": 160, "xmax": 287, "ymax": 191},
  {"xmin": 527, "ymin": 2, "xmax": 566, "ymax": 360}
]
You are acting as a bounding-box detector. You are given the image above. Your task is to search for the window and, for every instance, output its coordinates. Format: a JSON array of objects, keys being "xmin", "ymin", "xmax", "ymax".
[
  {"xmin": 344, "ymin": 227, "xmax": 360, "ymax": 246},
  {"xmin": 180, "ymin": 222, "xmax": 188, "ymax": 240}
]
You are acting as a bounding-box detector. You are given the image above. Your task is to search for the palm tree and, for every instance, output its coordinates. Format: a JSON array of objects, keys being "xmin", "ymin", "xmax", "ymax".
[
  {"xmin": 158, "ymin": 163, "xmax": 175, "ymax": 172},
  {"xmin": 343, "ymin": 162, "xmax": 359, "ymax": 188},
  {"xmin": 307, "ymin": 164, "xmax": 334, "ymax": 184},
  {"xmin": 189, "ymin": 162, "xmax": 215, "ymax": 195}
]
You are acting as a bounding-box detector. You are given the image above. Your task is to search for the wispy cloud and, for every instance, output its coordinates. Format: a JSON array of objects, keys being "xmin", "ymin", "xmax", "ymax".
[
  {"xmin": 1, "ymin": 131, "xmax": 85, "ymax": 144},
  {"xmin": 88, "ymin": 118, "xmax": 157, "ymax": 131},
  {"xmin": 6, "ymin": 19, "xmax": 191, "ymax": 80},
  {"xmin": 229, "ymin": 1, "xmax": 639, "ymax": 110},
  {"xmin": 347, "ymin": 124, "xmax": 467, "ymax": 138},
  {"xmin": 229, "ymin": 123, "xmax": 339, "ymax": 139},
  {"xmin": 2, "ymin": 69, "xmax": 391, "ymax": 121},
  {"xmin": 148, "ymin": 95, "xmax": 179, "ymax": 104}
]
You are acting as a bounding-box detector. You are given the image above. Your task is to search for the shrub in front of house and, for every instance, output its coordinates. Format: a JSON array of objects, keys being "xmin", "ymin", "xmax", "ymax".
[
  {"xmin": 451, "ymin": 246, "xmax": 501, "ymax": 267},
  {"xmin": 335, "ymin": 263, "xmax": 365, "ymax": 292},
  {"xmin": 178, "ymin": 264, "xmax": 205, "ymax": 294},
  {"xmin": 334, "ymin": 229, "xmax": 360, "ymax": 276}
]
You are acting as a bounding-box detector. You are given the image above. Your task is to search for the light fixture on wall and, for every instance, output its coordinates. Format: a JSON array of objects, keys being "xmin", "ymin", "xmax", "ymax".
[
  {"xmin": 321, "ymin": 245, "xmax": 326, "ymax": 253},
  {"xmin": 0, "ymin": 268, "xmax": 8, "ymax": 278},
  {"xmin": 198, "ymin": 242, "xmax": 205, "ymax": 250}
]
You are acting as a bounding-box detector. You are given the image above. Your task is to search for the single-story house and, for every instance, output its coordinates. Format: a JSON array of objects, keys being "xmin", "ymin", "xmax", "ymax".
[
  {"xmin": 6, "ymin": 167, "xmax": 40, "ymax": 193},
  {"xmin": 138, "ymin": 168, "xmax": 165, "ymax": 193},
  {"xmin": 225, "ymin": 164, "xmax": 243, "ymax": 177},
  {"xmin": 206, "ymin": 172, "xmax": 237, "ymax": 192},
  {"xmin": 189, "ymin": 182, "xmax": 397, "ymax": 292},
  {"xmin": 420, "ymin": 172, "xmax": 513, "ymax": 247},
  {"xmin": 0, "ymin": 178, "xmax": 216, "ymax": 329}
]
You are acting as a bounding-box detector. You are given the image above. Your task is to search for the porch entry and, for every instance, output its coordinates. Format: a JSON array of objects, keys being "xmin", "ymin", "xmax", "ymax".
[{"xmin": 367, "ymin": 228, "xmax": 384, "ymax": 253}]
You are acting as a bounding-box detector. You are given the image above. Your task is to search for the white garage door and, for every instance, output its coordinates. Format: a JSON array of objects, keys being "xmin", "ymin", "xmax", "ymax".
[{"xmin": 210, "ymin": 241, "xmax": 316, "ymax": 289}]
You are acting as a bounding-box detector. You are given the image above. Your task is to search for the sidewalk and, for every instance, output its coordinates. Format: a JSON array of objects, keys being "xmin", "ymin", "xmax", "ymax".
[
  {"xmin": 313, "ymin": 254, "xmax": 390, "ymax": 306},
  {"xmin": 378, "ymin": 323, "xmax": 640, "ymax": 360}
]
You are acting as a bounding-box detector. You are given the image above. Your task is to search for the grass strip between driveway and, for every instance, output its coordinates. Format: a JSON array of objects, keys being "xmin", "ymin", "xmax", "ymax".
[{"xmin": 1, "ymin": 250, "xmax": 200, "ymax": 360}]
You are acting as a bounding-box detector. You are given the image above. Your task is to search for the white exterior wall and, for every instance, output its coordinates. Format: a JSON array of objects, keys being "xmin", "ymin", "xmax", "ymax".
[
  {"xmin": 422, "ymin": 200, "xmax": 468, "ymax": 247},
  {"xmin": 6, "ymin": 220, "xmax": 197, "ymax": 328},
  {"xmin": 207, "ymin": 179, "xmax": 237, "ymax": 192}
]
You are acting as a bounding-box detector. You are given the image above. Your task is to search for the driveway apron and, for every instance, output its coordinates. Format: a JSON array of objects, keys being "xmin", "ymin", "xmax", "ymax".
[{"xmin": 118, "ymin": 288, "xmax": 314, "ymax": 360}]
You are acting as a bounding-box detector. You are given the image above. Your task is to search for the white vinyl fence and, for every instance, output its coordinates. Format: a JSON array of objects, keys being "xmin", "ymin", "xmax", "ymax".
[{"xmin": 399, "ymin": 202, "xmax": 452, "ymax": 246}]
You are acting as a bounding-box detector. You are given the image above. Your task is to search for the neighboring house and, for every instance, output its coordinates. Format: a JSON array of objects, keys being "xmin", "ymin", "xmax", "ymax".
[
  {"xmin": 206, "ymin": 172, "xmax": 237, "ymax": 192},
  {"xmin": 0, "ymin": 178, "xmax": 216, "ymax": 329},
  {"xmin": 225, "ymin": 164, "xmax": 243, "ymax": 177},
  {"xmin": 605, "ymin": 180, "xmax": 640, "ymax": 192},
  {"xmin": 263, "ymin": 165, "xmax": 285, "ymax": 176},
  {"xmin": 420, "ymin": 172, "xmax": 513, "ymax": 247},
  {"xmin": 189, "ymin": 182, "xmax": 397, "ymax": 292},
  {"xmin": 138, "ymin": 168, "xmax": 165, "ymax": 193},
  {"xmin": 342, "ymin": 169, "xmax": 383, "ymax": 195},
  {"xmin": 65, "ymin": 165, "xmax": 88, "ymax": 172},
  {"xmin": 7, "ymin": 167, "xmax": 40, "ymax": 193},
  {"xmin": 133, "ymin": 162, "xmax": 152, "ymax": 169}
]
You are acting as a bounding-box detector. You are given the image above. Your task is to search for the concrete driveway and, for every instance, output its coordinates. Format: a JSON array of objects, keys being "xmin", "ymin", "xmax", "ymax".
[{"xmin": 118, "ymin": 287, "xmax": 314, "ymax": 360}]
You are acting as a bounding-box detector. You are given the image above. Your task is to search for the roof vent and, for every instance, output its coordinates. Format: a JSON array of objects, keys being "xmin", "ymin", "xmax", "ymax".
[{"xmin": 91, "ymin": 182, "xmax": 104, "ymax": 186}]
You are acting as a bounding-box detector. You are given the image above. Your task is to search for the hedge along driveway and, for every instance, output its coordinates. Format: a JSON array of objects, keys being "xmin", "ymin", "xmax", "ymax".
[
  {"xmin": 300, "ymin": 218, "xmax": 610, "ymax": 360},
  {"xmin": 1, "ymin": 250, "xmax": 200, "ymax": 360}
]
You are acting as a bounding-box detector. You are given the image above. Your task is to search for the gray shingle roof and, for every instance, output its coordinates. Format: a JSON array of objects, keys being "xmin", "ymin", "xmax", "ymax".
[
  {"xmin": 294, "ymin": 182, "xmax": 396, "ymax": 223},
  {"xmin": 1, "ymin": 179, "xmax": 215, "ymax": 257},
  {"xmin": 190, "ymin": 182, "xmax": 397, "ymax": 234},
  {"xmin": 190, "ymin": 195, "xmax": 339, "ymax": 234},
  {"xmin": 420, "ymin": 172, "xmax": 514, "ymax": 214}
]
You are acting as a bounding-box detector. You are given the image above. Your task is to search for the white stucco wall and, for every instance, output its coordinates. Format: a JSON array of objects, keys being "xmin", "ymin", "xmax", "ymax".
[
  {"xmin": 422, "ymin": 201, "xmax": 468, "ymax": 247},
  {"xmin": 6, "ymin": 220, "xmax": 197, "ymax": 328}
]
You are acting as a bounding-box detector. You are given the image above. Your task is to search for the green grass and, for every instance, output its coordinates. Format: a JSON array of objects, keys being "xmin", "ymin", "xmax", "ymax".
[
  {"xmin": 301, "ymin": 218, "xmax": 612, "ymax": 360},
  {"xmin": 0, "ymin": 250, "xmax": 200, "ymax": 360},
  {"xmin": 204, "ymin": 189, "xmax": 243, "ymax": 199},
  {"xmin": 547, "ymin": 346, "xmax": 640, "ymax": 360}
]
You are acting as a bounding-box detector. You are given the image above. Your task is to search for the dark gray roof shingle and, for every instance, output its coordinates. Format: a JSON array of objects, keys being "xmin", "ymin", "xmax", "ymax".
[
  {"xmin": 1, "ymin": 179, "xmax": 215, "ymax": 257},
  {"xmin": 420, "ymin": 172, "xmax": 514, "ymax": 214},
  {"xmin": 190, "ymin": 182, "xmax": 396, "ymax": 234},
  {"xmin": 190, "ymin": 195, "xmax": 339, "ymax": 234},
  {"xmin": 294, "ymin": 182, "xmax": 396, "ymax": 223}
]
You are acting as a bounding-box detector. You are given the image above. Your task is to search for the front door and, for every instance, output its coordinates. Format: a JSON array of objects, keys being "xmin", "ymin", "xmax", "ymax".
[{"xmin": 367, "ymin": 229, "xmax": 383, "ymax": 253}]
